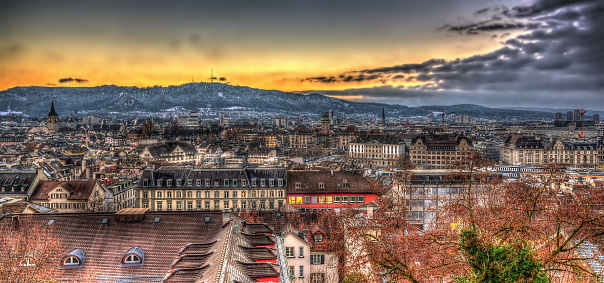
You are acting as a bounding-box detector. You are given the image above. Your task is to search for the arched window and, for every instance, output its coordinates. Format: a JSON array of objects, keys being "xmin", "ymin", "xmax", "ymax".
[
  {"xmin": 61, "ymin": 248, "xmax": 84, "ymax": 268},
  {"xmin": 122, "ymin": 247, "xmax": 144, "ymax": 265},
  {"xmin": 19, "ymin": 257, "xmax": 35, "ymax": 267}
]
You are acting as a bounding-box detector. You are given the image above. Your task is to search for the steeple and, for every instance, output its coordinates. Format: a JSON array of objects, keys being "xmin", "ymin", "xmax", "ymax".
[
  {"xmin": 381, "ymin": 108, "xmax": 386, "ymax": 127},
  {"xmin": 48, "ymin": 100, "xmax": 58, "ymax": 117}
]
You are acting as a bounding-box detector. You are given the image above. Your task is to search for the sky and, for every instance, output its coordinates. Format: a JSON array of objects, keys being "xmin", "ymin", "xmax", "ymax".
[{"xmin": 1, "ymin": 0, "xmax": 602, "ymax": 108}]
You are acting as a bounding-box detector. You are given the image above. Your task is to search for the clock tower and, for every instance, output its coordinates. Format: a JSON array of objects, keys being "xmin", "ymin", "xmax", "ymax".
[{"xmin": 47, "ymin": 100, "xmax": 59, "ymax": 132}]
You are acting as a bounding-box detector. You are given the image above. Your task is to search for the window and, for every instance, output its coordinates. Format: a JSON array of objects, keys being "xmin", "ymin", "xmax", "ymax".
[
  {"xmin": 156, "ymin": 202, "xmax": 162, "ymax": 210},
  {"xmin": 350, "ymin": 196, "xmax": 356, "ymax": 204},
  {"xmin": 299, "ymin": 246, "xmax": 304, "ymax": 257},
  {"xmin": 204, "ymin": 179, "xmax": 209, "ymax": 186},
  {"xmin": 318, "ymin": 182, "xmax": 324, "ymax": 189},
  {"xmin": 278, "ymin": 178, "xmax": 283, "ymax": 187},
  {"xmin": 233, "ymin": 191, "xmax": 238, "ymax": 198},
  {"xmin": 19, "ymin": 257, "xmax": 35, "ymax": 267},
  {"xmin": 260, "ymin": 179, "xmax": 266, "ymax": 187},
  {"xmin": 187, "ymin": 191, "xmax": 192, "ymax": 198},
  {"xmin": 232, "ymin": 179, "xmax": 237, "ymax": 186},
  {"xmin": 314, "ymin": 233, "xmax": 323, "ymax": 242},
  {"xmin": 311, "ymin": 254, "xmax": 325, "ymax": 265},
  {"xmin": 269, "ymin": 179, "xmax": 274, "ymax": 187},
  {"xmin": 167, "ymin": 203, "xmax": 172, "ymax": 210},
  {"xmin": 61, "ymin": 249, "xmax": 84, "ymax": 267},
  {"xmin": 311, "ymin": 273, "xmax": 325, "ymax": 283},
  {"xmin": 214, "ymin": 191, "xmax": 219, "ymax": 198},
  {"xmin": 142, "ymin": 179, "xmax": 148, "ymax": 187},
  {"xmin": 241, "ymin": 179, "xmax": 247, "ymax": 186},
  {"xmin": 342, "ymin": 196, "xmax": 348, "ymax": 204},
  {"xmin": 214, "ymin": 179, "xmax": 220, "ymax": 186},
  {"xmin": 176, "ymin": 179, "xmax": 181, "ymax": 186},
  {"xmin": 176, "ymin": 191, "xmax": 182, "ymax": 198},
  {"xmin": 63, "ymin": 256, "xmax": 79, "ymax": 266},
  {"xmin": 157, "ymin": 191, "xmax": 162, "ymax": 198},
  {"xmin": 205, "ymin": 201, "xmax": 210, "ymax": 209},
  {"xmin": 196, "ymin": 191, "xmax": 201, "ymax": 198},
  {"xmin": 205, "ymin": 191, "xmax": 210, "ymax": 198},
  {"xmin": 142, "ymin": 202, "xmax": 149, "ymax": 208},
  {"xmin": 311, "ymin": 196, "xmax": 318, "ymax": 204},
  {"xmin": 288, "ymin": 266, "xmax": 294, "ymax": 278},
  {"xmin": 285, "ymin": 247, "xmax": 294, "ymax": 257},
  {"xmin": 295, "ymin": 182, "xmax": 301, "ymax": 189},
  {"xmin": 278, "ymin": 190, "xmax": 284, "ymax": 198},
  {"xmin": 224, "ymin": 191, "xmax": 229, "ymax": 198},
  {"xmin": 241, "ymin": 191, "xmax": 247, "ymax": 198},
  {"xmin": 166, "ymin": 180, "xmax": 172, "ymax": 186},
  {"xmin": 224, "ymin": 179, "xmax": 229, "ymax": 186},
  {"xmin": 187, "ymin": 179, "xmax": 192, "ymax": 186},
  {"xmin": 124, "ymin": 254, "xmax": 140, "ymax": 263},
  {"xmin": 304, "ymin": 196, "xmax": 311, "ymax": 204},
  {"xmin": 251, "ymin": 179, "xmax": 257, "ymax": 186},
  {"xmin": 176, "ymin": 202, "xmax": 182, "ymax": 210},
  {"xmin": 214, "ymin": 201, "xmax": 219, "ymax": 210},
  {"xmin": 334, "ymin": 196, "xmax": 340, "ymax": 204},
  {"xmin": 167, "ymin": 191, "xmax": 172, "ymax": 198},
  {"xmin": 224, "ymin": 201, "xmax": 229, "ymax": 209},
  {"xmin": 299, "ymin": 265, "xmax": 304, "ymax": 277},
  {"xmin": 142, "ymin": 191, "xmax": 148, "ymax": 199}
]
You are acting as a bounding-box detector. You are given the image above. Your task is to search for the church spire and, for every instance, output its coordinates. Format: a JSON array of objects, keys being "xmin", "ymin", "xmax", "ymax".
[
  {"xmin": 381, "ymin": 107, "xmax": 386, "ymax": 126},
  {"xmin": 48, "ymin": 100, "xmax": 58, "ymax": 116}
]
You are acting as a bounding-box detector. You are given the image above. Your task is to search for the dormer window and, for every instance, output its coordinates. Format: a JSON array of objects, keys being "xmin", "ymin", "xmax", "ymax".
[
  {"xmin": 314, "ymin": 233, "xmax": 323, "ymax": 242},
  {"xmin": 157, "ymin": 179, "xmax": 162, "ymax": 187},
  {"xmin": 176, "ymin": 179, "xmax": 181, "ymax": 186},
  {"xmin": 122, "ymin": 247, "xmax": 144, "ymax": 266},
  {"xmin": 343, "ymin": 180, "xmax": 349, "ymax": 189},
  {"xmin": 61, "ymin": 248, "xmax": 84, "ymax": 268},
  {"xmin": 295, "ymin": 182, "xmax": 301, "ymax": 189},
  {"xmin": 260, "ymin": 179, "xmax": 266, "ymax": 187},
  {"xmin": 142, "ymin": 179, "xmax": 149, "ymax": 187},
  {"xmin": 167, "ymin": 180, "xmax": 172, "ymax": 187},
  {"xmin": 19, "ymin": 256, "xmax": 35, "ymax": 267},
  {"xmin": 187, "ymin": 179, "xmax": 192, "ymax": 186},
  {"xmin": 318, "ymin": 182, "xmax": 325, "ymax": 189}
]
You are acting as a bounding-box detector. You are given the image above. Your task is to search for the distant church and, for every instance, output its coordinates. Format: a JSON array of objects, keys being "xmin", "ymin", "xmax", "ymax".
[{"xmin": 47, "ymin": 101, "xmax": 59, "ymax": 132}]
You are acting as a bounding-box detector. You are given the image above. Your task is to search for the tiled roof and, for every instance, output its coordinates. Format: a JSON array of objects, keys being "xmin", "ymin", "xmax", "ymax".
[
  {"xmin": 30, "ymin": 181, "xmax": 98, "ymax": 200},
  {"xmin": 287, "ymin": 170, "xmax": 373, "ymax": 194},
  {"xmin": 236, "ymin": 261, "xmax": 280, "ymax": 278},
  {"xmin": 0, "ymin": 211, "xmax": 226, "ymax": 282}
]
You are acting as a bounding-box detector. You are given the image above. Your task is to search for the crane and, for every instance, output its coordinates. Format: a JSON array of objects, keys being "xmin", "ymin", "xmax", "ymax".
[
  {"xmin": 579, "ymin": 108, "xmax": 587, "ymax": 138},
  {"xmin": 438, "ymin": 109, "xmax": 455, "ymax": 132}
]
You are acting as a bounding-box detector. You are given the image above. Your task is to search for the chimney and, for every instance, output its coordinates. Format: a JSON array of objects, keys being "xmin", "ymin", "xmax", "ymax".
[{"xmin": 330, "ymin": 169, "xmax": 333, "ymax": 177}]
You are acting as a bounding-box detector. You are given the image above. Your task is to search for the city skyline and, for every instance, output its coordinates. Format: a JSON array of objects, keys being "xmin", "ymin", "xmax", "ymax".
[{"xmin": 1, "ymin": 0, "xmax": 602, "ymax": 108}]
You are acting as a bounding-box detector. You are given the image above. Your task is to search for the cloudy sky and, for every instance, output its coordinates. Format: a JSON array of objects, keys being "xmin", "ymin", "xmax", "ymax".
[{"xmin": 1, "ymin": 0, "xmax": 602, "ymax": 108}]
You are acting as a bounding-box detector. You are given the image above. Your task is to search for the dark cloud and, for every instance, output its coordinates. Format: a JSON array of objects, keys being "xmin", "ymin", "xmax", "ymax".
[
  {"xmin": 476, "ymin": 7, "xmax": 489, "ymax": 15},
  {"xmin": 445, "ymin": 22, "xmax": 526, "ymax": 35},
  {"xmin": 302, "ymin": 0, "xmax": 603, "ymax": 108},
  {"xmin": 59, "ymin": 78, "xmax": 88, "ymax": 83},
  {"xmin": 218, "ymin": 77, "xmax": 227, "ymax": 82}
]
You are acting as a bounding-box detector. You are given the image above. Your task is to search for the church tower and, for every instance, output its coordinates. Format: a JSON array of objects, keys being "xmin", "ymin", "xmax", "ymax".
[
  {"xmin": 381, "ymin": 108, "xmax": 386, "ymax": 127},
  {"xmin": 47, "ymin": 100, "xmax": 59, "ymax": 132}
]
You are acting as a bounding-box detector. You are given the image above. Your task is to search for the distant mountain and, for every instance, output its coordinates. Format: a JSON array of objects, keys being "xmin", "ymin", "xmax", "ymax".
[
  {"xmin": 0, "ymin": 83, "xmax": 553, "ymax": 120},
  {"xmin": 498, "ymin": 107, "xmax": 604, "ymax": 116}
]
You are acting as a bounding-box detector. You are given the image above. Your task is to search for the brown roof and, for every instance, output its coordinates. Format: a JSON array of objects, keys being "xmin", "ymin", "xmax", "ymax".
[
  {"xmin": 239, "ymin": 246, "xmax": 277, "ymax": 261},
  {"xmin": 0, "ymin": 211, "xmax": 225, "ymax": 282},
  {"xmin": 30, "ymin": 181, "xmax": 98, "ymax": 200},
  {"xmin": 287, "ymin": 170, "xmax": 373, "ymax": 194},
  {"xmin": 236, "ymin": 261, "xmax": 280, "ymax": 278}
]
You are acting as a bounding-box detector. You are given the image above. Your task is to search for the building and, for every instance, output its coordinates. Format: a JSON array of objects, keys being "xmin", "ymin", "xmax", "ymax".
[
  {"xmin": 0, "ymin": 170, "xmax": 46, "ymax": 201},
  {"xmin": 556, "ymin": 112, "xmax": 563, "ymax": 121},
  {"xmin": 454, "ymin": 114, "xmax": 477, "ymax": 125},
  {"xmin": 29, "ymin": 180, "xmax": 112, "ymax": 212},
  {"xmin": 137, "ymin": 167, "xmax": 287, "ymax": 212},
  {"xmin": 567, "ymin": 111, "xmax": 574, "ymax": 121},
  {"xmin": 279, "ymin": 222, "xmax": 338, "ymax": 282},
  {"xmin": 594, "ymin": 114, "xmax": 600, "ymax": 124},
  {"xmin": 286, "ymin": 170, "xmax": 376, "ymax": 212},
  {"xmin": 409, "ymin": 134, "xmax": 474, "ymax": 169},
  {"xmin": 0, "ymin": 210, "xmax": 284, "ymax": 282},
  {"xmin": 104, "ymin": 179, "xmax": 138, "ymax": 211},
  {"xmin": 348, "ymin": 135, "xmax": 406, "ymax": 168},
  {"xmin": 140, "ymin": 141, "xmax": 197, "ymax": 164},
  {"xmin": 47, "ymin": 101, "xmax": 59, "ymax": 133},
  {"xmin": 499, "ymin": 135, "xmax": 604, "ymax": 170},
  {"xmin": 176, "ymin": 112, "xmax": 198, "ymax": 127}
]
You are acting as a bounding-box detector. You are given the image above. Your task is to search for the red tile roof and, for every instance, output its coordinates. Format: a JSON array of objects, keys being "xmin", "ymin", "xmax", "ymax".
[{"xmin": 30, "ymin": 181, "xmax": 98, "ymax": 200}]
